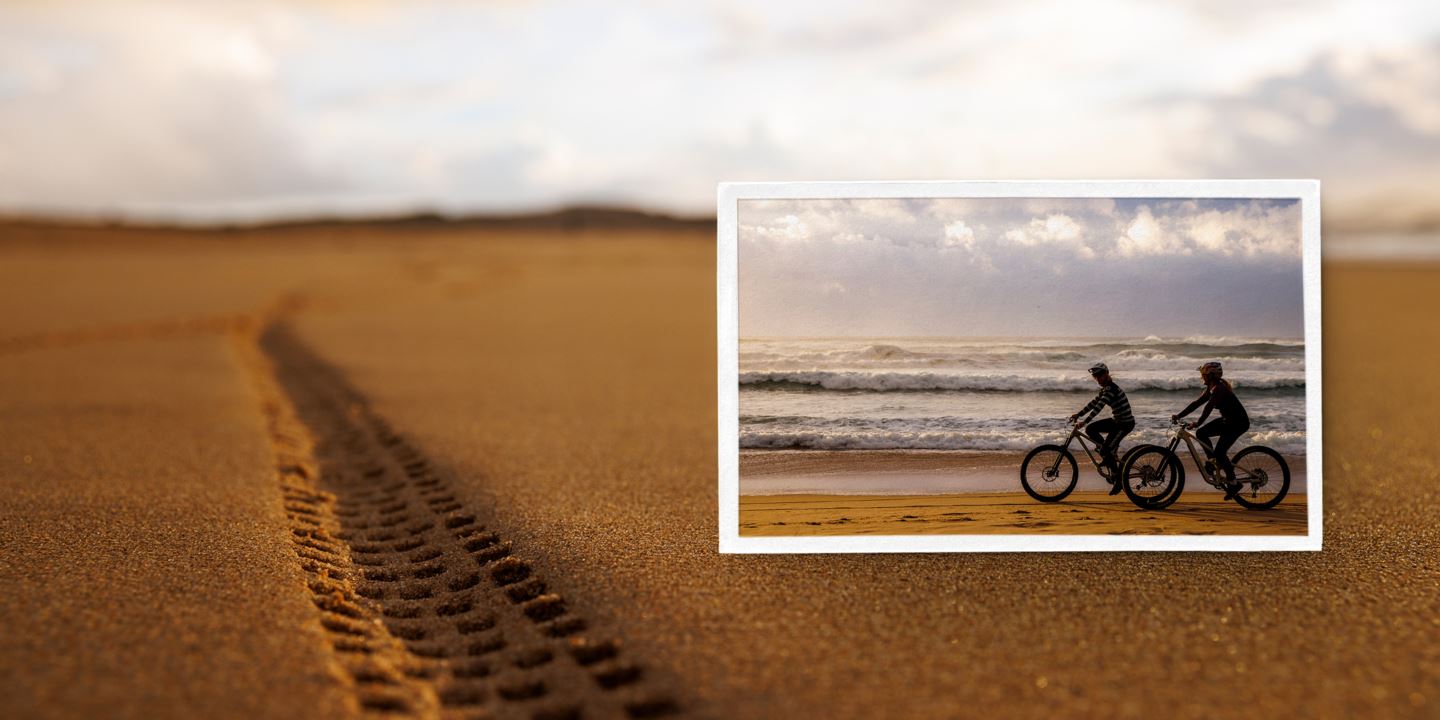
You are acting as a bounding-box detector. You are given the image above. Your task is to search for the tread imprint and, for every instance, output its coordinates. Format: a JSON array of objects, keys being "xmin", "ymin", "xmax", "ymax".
[{"xmin": 239, "ymin": 323, "xmax": 679, "ymax": 719}]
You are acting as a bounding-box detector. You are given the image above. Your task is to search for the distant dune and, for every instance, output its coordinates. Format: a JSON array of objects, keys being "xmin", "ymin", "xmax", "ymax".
[{"xmin": 0, "ymin": 205, "xmax": 716, "ymax": 238}]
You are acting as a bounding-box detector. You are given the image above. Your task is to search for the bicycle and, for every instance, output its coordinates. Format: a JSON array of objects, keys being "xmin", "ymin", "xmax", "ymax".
[
  {"xmin": 1019, "ymin": 420, "xmax": 1139, "ymax": 503},
  {"xmin": 1119, "ymin": 418, "xmax": 1291, "ymax": 510}
]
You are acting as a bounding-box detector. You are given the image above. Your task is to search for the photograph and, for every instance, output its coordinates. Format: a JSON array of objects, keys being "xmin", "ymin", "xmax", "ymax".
[{"xmin": 721, "ymin": 182, "xmax": 1321, "ymax": 551}]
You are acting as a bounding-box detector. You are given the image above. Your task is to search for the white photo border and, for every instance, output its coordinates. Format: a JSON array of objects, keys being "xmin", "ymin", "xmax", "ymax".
[{"xmin": 717, "ymin": 180, "xmax": 1322, "ymax": 553}]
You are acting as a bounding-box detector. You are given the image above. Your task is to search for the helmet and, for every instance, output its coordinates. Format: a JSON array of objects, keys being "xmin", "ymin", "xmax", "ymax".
[
  {"xmin": 1198, "ymin": 361, "xmax": 1223, "ymax": 377},
  {"xmin": 1088, "ymin": 362, "xmax": 1109, "ymax": 376}
]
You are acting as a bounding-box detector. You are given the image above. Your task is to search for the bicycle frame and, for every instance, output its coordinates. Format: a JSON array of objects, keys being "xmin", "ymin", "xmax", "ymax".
[
  {"xmin": 1157, "ymin": 423, "xmax": 1250, "ymax": 489},
  {"xmin": 1053, "ymin": 423, "xmax": 1111, "ymax": 474}
]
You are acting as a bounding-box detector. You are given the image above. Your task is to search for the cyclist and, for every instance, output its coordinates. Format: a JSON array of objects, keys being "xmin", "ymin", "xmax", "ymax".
[
  {"xmin": 1172, "ymin": 361, "xmax": 1250, "ymax": 501},
  {"xmin": 1067, "ymin": 362, "xmax": 1134, "ymax": 494}
]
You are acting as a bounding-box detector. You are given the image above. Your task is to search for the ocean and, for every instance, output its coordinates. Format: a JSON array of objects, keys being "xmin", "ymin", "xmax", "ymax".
[{"xmin": 739, "ymin": 336, "xmax": 1307, "ymax": 455}]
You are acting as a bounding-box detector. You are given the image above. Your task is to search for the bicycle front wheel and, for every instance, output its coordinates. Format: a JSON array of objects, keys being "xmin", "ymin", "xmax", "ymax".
[
  {"xmin": 1230, "ymin": 446, "xmax": 1290, "ymax": 509},
  {"xmin": 1121, "ymin": 445, "xmax": 1184, "ymax": 509},
  {"xmin": 1020, "ymin": 444, "xmax": 1078, "ymax": 502}
]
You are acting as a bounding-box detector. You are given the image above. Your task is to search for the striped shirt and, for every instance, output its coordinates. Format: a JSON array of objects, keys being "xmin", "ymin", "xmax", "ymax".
[{"xmin": 1080, "ymin": 381, "xmax": 1135, "ymax": 424}]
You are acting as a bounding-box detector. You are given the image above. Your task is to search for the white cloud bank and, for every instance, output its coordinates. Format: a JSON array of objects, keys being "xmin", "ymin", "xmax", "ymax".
[
  {"xmin": 0, "ymin": 1, "xmax": 1436, "ymax": 227},
  {"xmin": 738, "ymin": 198, "xmax": 1303, "ymax": 337},
  {"xmin": 741, "ymin": 198, "xmax": 1300, "ymax": 263}
]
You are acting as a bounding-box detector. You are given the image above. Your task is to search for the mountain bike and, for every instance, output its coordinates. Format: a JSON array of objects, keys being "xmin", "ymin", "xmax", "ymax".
[
  {"xmin": 1119, "ymin": 419, "xmax": 1290, "ymax": 510},
  {"xmin": 1019, "ymin": 420, "xmax": 1139, "ymax": 503}
]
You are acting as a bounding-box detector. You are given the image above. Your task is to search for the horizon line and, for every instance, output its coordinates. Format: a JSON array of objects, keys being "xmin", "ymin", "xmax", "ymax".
[
  {"xmin": 0, "ymin": 204, "xmax": 716, "ymax": 233},
  {"xmin": 2, "ymin": 203, "xmax": 1437, "ymax": 241}
]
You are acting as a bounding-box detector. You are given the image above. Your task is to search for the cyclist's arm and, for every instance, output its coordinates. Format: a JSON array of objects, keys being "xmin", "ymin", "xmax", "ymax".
[
  {"xmin": 1203, "ymin": 382, "xmax": 1242, "ymax": 424},
  {"xmin": 1196, "ymin": 392, "xmax": 1220, "ymax": 425},
  {"xmin": 1077, "ymin": 387, "xmax": 1109, "ymax": 422},
  {"xmin": 1175, "ymin": 388, "xmax": 1209, "ymax": 419}
]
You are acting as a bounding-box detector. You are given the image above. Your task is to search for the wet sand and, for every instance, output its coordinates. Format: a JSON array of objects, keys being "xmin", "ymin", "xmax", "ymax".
[
  {"xmin": 745, "ymin": 448, "xmax": 1020, "ymax": 474},
  {"xmin": 739, "ymin": 449, "xmax": 1309, "ymax": 534},
  {"xmin": 740, "ymin": 492, "xmax": 1309, "ymax": 535},
  {"xmin": 1, "ymin": 222, "xmax": 1437, "ymax": 719}
]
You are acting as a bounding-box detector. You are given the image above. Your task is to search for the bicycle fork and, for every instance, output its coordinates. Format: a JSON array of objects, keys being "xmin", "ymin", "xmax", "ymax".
[
  {"xmin": 1048, "ymin": 436, "xmax": 1074, "ymax": 476},
  {"xmin": 1148, "ymin": 437, "xmax": 1185, "ymax": 483}
]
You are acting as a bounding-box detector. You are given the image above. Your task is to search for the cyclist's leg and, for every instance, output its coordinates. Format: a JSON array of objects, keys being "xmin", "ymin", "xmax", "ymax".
[
  {"xmin": 1196, "ymin": 419, "xmax": 1226, "ymax": 460},
  {"xmin": 1086, "ymin": 419, "xmax": 1116, "ymax": 460},
  {"xmin": 1099, "ymin": 420, "xmax": 1132, "ymax": 494},
  {"xmin": 1212, "ymin": 421, "xmax": 1249, "ymax": 483},
  {"xmin": 1109, "ymin": 421, "xmax": 1135, "ymax": 458},
  {"xmin": 1107, "ymin": 421, "xmax": 1135, "ymax": 493}
]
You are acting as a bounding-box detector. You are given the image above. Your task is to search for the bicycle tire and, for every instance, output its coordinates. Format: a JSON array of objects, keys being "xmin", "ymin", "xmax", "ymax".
[
  {"xmin": 1230, "ymin": 446, "xmax": 1290, "ymax": 510},
  {"xmin": 1020, "ymin": 444, "xmax": 1078, "ymax": 503},
  {"xmin": 1121, "ymin": 445, "xmax": 1185, "ymax": 510},
  {"xmin": 1119, "ymin": 445, "xmax": 1141, "ymax": 468}
]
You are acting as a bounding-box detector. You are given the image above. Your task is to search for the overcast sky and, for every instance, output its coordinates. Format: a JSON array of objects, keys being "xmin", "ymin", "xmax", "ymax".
[
  {"xmin": 0, "ymin": 1, "xmax": 1437, "ymax": 229},
  {"xmin": 738, "ymin": 197, "xmax": 1303, "ymax": 338}
]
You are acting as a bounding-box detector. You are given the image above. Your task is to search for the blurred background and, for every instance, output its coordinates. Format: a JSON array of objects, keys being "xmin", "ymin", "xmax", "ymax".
[{"xmin": 1, "ymin": 0, "xmax": 1437, "ymax": 255}]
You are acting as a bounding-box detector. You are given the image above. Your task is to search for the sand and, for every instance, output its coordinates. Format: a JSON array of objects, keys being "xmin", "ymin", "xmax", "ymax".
[
  {"xmin": 739, "ymin": 492, "xmax": 1309, "ymax": 535},
  {"xmin": 739, "ymin": 450, "xmax": 1309, "ymax": 535},
  {"xmin": 0, "ymin": 335, "xmax": 351, "ymax": 718},
  {"xmin": 1, "ymin": 221, "xmax": 1437, "ymax": 719}
]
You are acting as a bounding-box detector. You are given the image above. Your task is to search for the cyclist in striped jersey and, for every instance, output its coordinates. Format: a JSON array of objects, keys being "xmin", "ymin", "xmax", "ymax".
[{"xmin": 1068, "ymin": 362, "xmax": 1135, "ymax": 494}]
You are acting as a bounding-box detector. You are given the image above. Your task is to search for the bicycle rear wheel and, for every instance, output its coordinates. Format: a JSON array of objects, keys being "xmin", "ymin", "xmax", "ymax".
[
  {"xmin": 1121, "ymin": 445, "xmax": 1184, "ymax": 509},
  {"xmin": 1020, "ymin": 445, "xmax": 1078, "ymax": 502},
  {"xmin": 1230, "ymin": 446, "xmax": 1290, "ymax": 509}
]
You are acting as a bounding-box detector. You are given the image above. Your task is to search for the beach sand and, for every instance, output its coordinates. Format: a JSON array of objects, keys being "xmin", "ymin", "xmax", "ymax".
[
  {"xmin": 0, "ymin": 334, "xmax": 351, "ymax": 718},
  {"xmin": 1, "ymin": 221, "xmax": 1437, "ymax": 719},
  {"xmin": 741, "ymin": 492, "xmax": 1309, "ymax": 535},
  {"xmin": 739, "ymin": 450, "xmax": 1309, "ymax": 535}
]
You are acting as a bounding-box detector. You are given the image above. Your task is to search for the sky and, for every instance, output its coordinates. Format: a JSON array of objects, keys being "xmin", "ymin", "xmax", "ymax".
[
  {"xmin": 0, "ymin": 1, "xmax": 1438, "ymax": 232},
  {"xmin": 738, "ymin": 197, "xmax": 1303, "ymax": 338}
]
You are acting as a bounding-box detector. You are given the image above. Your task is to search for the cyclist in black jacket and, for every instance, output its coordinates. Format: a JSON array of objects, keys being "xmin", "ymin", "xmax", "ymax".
[
  {"xmin": 1172, "ymin": 361, "xmax": 1250, "ymax": 500},
  {"xmin": 1068, "ymin": 362, "xmax": 1134, "ymax": 494}
]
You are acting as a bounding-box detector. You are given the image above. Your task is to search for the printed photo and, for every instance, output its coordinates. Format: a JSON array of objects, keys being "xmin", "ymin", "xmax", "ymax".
[{"xmin": 719, "ymin": 181, "xmax": 1321, "ymax": 551}]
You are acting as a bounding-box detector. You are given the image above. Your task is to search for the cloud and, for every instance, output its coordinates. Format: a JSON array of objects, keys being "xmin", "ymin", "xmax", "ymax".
[
  {"xmin": 1114, "ymin": 201, "xmax": 1302, "ymax": 258},
  {"xmin": 742, "ymin": 198, "xmax": 1299, "ymax": 263},
  {"xmin": 0, "ymin": 1, "xmax": 1437, "ymax": 228},
  {"xmin": 746, "ymin": 213, "xmax": 809, "ymax": 241},
  {"xmin": 1117, "ymin": 206, "xmax": 1180, "ymax": 257},
  {"xmin": 0, "ymin": 4, "xmax": 342, "ymax": 217},
  {"xmin": 941, "ymin": 220, "xmax": 975, "ymax": 249},
  {"xmin": 1154, "ymin": 43, "xmax": 1440, "ymax": 231},
  {"xmin": 738, "ymin": 197, "xmax": 1304, "ymax": 337},
  {"xmin": 939, "ymin": 220, "xmax": 996, "ymax": 272},
  {"xmin": 1004, "ymin": 214, "xmax": 1094, "ymax": 259}
]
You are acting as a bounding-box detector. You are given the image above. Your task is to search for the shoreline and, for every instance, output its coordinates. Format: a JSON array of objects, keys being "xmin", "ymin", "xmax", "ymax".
[{"xmin": 740, "ymin": 448, "xmax": 1308, "ymax": 496}]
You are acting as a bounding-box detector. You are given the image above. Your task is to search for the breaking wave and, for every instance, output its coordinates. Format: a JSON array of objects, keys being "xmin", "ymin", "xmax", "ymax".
[
  {"xmin": 739, "ymin": 371, "xmax": 1306, "ymax": 393},
  {"xmin": 739, "ymin": 429, "xmax": 1306, "ymax": 454}
]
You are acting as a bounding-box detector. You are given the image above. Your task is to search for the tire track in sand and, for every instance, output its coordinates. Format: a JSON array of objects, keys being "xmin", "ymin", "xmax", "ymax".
[{"xmin": 237, "ymin": 321, "xmax": 679, "ymax": 720}]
